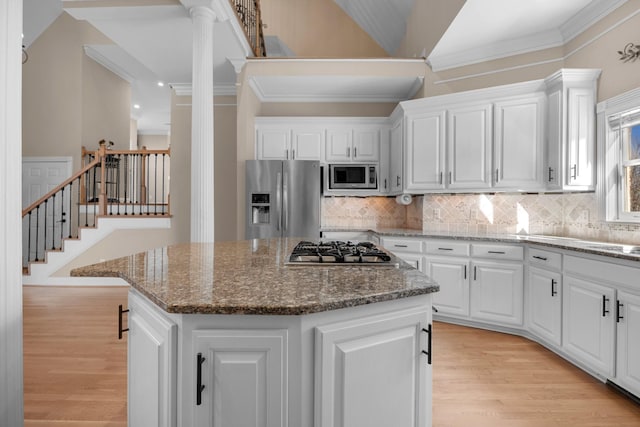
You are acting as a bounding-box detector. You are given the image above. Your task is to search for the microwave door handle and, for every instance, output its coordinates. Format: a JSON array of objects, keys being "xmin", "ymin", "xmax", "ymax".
[
  {"xmin": 283, "ymin": 171, "xmax": 288, "ymax": 232},
  {"xmin": 276, "ymin": 172, "xmax": 282, "ymax": 231}
]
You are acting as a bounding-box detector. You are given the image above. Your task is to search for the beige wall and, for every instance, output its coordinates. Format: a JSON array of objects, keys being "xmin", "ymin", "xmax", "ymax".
[
  {"xmin": 396, "ymin": 0, "xmax": 466, "ymax": 58},
  {"xmin": 138, "ymin": 134, "xmax": 170, "ymax": 149},
  {"xmin": 260, "ymin": 0, "xmax": 387, "ymax": 57},
  {"xmin": 170, "ymin": 93, "xmax": 239, "ymax": 243},
  {"xmin": 22, "ymin": 12, "xmax": 130, "ymax": 169},
  {"xmin": 411, "ymin": 1, "xmax": 640, "ymax": 101}
]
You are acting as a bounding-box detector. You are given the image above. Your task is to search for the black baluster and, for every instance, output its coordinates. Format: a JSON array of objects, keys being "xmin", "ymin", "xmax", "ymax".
[
  {"xmin": 162, "ymin": 154, "xmax": 166, "ymax": 214},
  {"xmin": 60, "ymin": 188, "xmax": 65, "ymax": 246},
  {"xmin": 124, "ymin": 154, "xmax": 129, "ymax": 215},
  {"xmin": 154, "ymin": 153, "xmax": 158, "ymax": 215},
  {"xmin": 44, "ymin": 199, "xmax": 49, "ymax": 254},
  {"xmin": 27, "ymin": 211, "xmax": 32, "ymax": 264},
  {"xmin": 35, "ymin": 205, "xmax": 40, "ymax": 261},
  {"xmin": 51, "ymin": 194, "xmax": 56, "ymax": 249},
  {"xmin": 146, "ymin": 155, "xmax": 150, "ymax": 215}
]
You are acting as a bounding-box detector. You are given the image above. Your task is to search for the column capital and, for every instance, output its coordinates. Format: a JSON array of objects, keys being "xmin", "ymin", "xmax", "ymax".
[{"xmin": 181, "ymin": 0, "xmax": 230, "ymax": 22}]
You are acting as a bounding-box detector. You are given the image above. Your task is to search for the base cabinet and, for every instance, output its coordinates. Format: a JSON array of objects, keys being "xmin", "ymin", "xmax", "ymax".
[
  {"xmin": 470, "ymin": 260, "xmax": 524, "ymax": 326},
  {"xmin": 315, "ymin": 306, "xmax": 431, "ymax": 427},
  {"xmin": 128, "ymin": 291, "xmax": 177, "ymax": 427},
  {"xmin": 193, "ymin": 329, "xmax": 288, "ymax": 427},
  {"xmin": 615, "ymin": 290, "xmax": 640, "ymax": 397},
  {"xmin": 562, "ymin": 275, "xmax": 615, "ymax": 376},
  {"xmin": 425, "ymin": 257, "xmax": 469, "ymax": 317},
  {"xmin": 528, "ymin": 267, "xmax": 562, "ymax": 346}
]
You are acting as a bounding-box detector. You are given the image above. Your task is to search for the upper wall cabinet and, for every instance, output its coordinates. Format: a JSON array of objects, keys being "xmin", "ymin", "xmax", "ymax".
[
  {"xmin": 325, "ymin": 125, "xmax": 381, "ymax": 162},
  {"xmin": 448, "ymin": 103, "xmax": 493, "ymax": 190},
  {"xmin": 493, "ymin": 94, "xmax": 545, "ymax": 189},
  {"xmin": 255, "ymin": 117, "xmax": 386, "ymax": 165},
  {"xmin": 544, "ymin": 69, "xmax": 601, "ymax": 191},
  {"xmin": 398, "ymin": 68, "xmax": 600, "ymax": 194},
  {"xmin": 255, "ymin": 119, "xmax": 323, "ymax": 161}
]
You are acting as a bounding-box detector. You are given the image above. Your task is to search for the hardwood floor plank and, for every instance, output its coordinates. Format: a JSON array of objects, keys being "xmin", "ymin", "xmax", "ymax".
[
  {"xmin": 23, "ymin": 286, "xmax": 128, "ymax": 426},
  {"xmin": 23, "ymin": 287, "xmax": 640, "ymax": 426}
]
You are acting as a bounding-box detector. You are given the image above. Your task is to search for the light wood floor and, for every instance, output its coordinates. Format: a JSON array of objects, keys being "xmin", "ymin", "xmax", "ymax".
[{"xmin": 23, "ymin": 286, "xmax": 640, "ymax": 426}]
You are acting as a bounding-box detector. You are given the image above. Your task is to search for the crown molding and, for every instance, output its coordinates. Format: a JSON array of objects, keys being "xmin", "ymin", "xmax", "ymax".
[
  {"xmin": 560, "ymin": 0, "xmax": 628, "ymax": 42},
  {"xmin": 84, "ymin": 45, "xmax": 135, "ymax": 83}
]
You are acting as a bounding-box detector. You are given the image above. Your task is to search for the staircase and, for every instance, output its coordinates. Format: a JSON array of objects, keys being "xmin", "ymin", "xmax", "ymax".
[{"xmin": 22, "ymin": 142, "xmax": 171, "ymax": 285}]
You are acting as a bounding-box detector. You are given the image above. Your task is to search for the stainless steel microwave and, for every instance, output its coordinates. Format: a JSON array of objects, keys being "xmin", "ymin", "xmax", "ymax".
[{"xmin": 328, "ymin": 164, "xmax": 377, "ymax": 189}]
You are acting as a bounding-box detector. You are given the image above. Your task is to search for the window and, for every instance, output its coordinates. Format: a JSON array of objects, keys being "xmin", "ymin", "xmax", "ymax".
[{"xmin": 602, "ymin": 92, "xmax": 640, "ymax": 223}]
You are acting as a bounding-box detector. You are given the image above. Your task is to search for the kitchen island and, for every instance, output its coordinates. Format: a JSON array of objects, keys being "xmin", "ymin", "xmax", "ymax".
[{"xmin": 72, "ymin": 238, "xmax": 439, "ymax": 427}]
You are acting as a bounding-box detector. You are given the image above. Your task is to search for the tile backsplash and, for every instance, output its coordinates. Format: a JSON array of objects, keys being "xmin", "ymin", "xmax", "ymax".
[{"xmin": 322, "ymin": 192, "xmax": 640, "ymax": 244}]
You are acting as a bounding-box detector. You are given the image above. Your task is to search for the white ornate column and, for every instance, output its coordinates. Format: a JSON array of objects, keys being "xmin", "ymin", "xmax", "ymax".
[
  {"xmin": 0, "ymin": 0, "xmax": 24, "ymax": 425},
  {"xmin": 190, "ymin": 5, "xmax": 216, "ymax": 242}
]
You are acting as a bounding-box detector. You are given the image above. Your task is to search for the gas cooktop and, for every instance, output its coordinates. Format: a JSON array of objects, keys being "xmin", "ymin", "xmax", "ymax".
[{"xmin": 287, "ymin": 240, "xmax": 395, "ymax": 265}]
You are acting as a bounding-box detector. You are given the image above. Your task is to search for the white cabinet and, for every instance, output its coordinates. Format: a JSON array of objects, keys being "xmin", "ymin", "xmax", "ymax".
[
  {"xmin": 493, "ymin": 94, "xmax": 545, "ymax": 190},
  {"xmin": 527, "ymin": 247, "xmax": 563, "ymax": 346},
  {"xmin": 528, "ymin": 266, "xmax": 562, "ymax": 346},
  {"xmin": 544, "ymin": 69, "xmax": 601, "ymax": 191},
  {"xmin": 404, "ymin": 109, "xmax": 446, "ymax": 191},
  {"xmin": 325, "ymin": 126, "xmax": 380, "ymax": 162},
  {"xmin": 471, "ymin": 260, "xmax": 524, "ymax": 326},
  {"xmin": 193, "ymin": 329, "xmax": 288, "ymax": 427},
  {"xmin": 128, "ymin": 290, "xmax": 177, "ymax": 427},
  {"xmin": 255, "ymin": 121, "xmax": 322, "ymax": 161},
  {"xmin": 380, "ymin": 237, "xmax": 424, "ymax": 271},
  {"xmin": 389, "ymin": 116, "xmax": 404, "ymax": 193},
  {"xmin": 615, "ymin": 290, "xmax": 640, "ymax": 397},
  {"xmin": 291, "ymin": 127, "xmax": 323, "ymax": 160},
  {"xmin": 256, "ymin": 127, "xmax": 291, "ymax": 160},
  {"xmin": 447, "ymin": 103, "xmax": 493, "ymax": 190},
  {"xmin": 562, "ymin": 275, "xmax": 615, "ymax": 376},
  {"xmin": 425, "ymin": 257, "xmax": 469, "ymax": 317},
  {"xmin": 315, "ymin": 306, "xmax": 432, "ymax": 427}
]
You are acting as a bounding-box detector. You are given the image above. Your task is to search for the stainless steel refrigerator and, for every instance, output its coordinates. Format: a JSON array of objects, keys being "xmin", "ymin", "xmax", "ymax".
[{"xmin": 245, "ymin": 160, "xmax": 321, "ymax": 239}]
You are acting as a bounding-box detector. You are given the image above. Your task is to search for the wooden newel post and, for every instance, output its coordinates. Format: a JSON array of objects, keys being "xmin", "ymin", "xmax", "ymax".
[{"xmin": 98, "ymin": 141, "xmax": 107, "ymax": 215}]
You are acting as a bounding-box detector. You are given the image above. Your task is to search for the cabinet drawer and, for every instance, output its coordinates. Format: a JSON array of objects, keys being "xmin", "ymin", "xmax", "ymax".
[
  {"xmin": 471, "ymin": 243, "xmax": 523, "ymax": 260},
  {"xmin": 425, "ymin": 240, "xmax": 469, "ymax": 257},
  {"xmin": 381, "ymin": 238, "xmax": 424, "ymax": 253},
  {"xmin": 528, "ymin": 247, "xmax": 562, "ymax": 270}
]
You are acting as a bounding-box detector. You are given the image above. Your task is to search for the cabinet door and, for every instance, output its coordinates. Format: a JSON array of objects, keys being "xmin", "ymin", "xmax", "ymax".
[
  {"xmin": 128, "ymin": 292, "xmax": 177, "ymax": 427},
  {"xmin": 493, "ymin": 95, "xmax": 544, "ymax": 190},
  {"xmin": 528, "ymin": 267, "xmax": 562, "ymax": 346},
  {"xmin": 315, "ymin": 306, "xmax": 431, "ymax": 427},
  {"xmin": 193, "ymin": 329, "xmax": 288, "ymax": 427},
  {"xmin": 616, "ymin": 290, "xmax": 640, "ymax": 397},
  {"xmin": 448, "ymin": 104, "xmax": 493, "ymax": 190},
  {"xmin": 566, "ymin": 87, "xmax": 595, "ymax": 187},
  {"xmin": 388, "ymin": 118, "xmax": 403, "ymax": 193},
  {"xmin": 353, "ymin": 128, "xmax": 380, "ymax": 161},
  {"xmin": 425, "ymin": 256, "xmax": 469, "ymax": 317},
  {"xmin": 257, "ymin": 128, "xmax": 291, "ymax": 160},
  {"xmin": 291, "ymin": 128, "xmax": 322, "ymax": 160},
  {"xmin": 470, "ymin": 260, "xmax": 523, "ymax": 326},
  {"xmin": 326, "ymin": 128, "xmax": 353, "ymax": 161},
  {"xmin": 562, "ymin": 276, "xmax": 615, "ymax": 376},
  {"xmin": 405, "ymin": 110, "xmax": 446, "ymax": 191},
  {"xmin": 546, "ymin": 89, "xmax": 562, "ymax": 189}
]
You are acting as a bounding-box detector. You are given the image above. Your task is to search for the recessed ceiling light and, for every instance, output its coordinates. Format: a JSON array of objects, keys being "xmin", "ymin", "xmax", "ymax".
[
  {"xmin": 133, "ymin": 104, "xmax": 141, "ymax": 109},
  {"xmin": 157, "ymin": 81, "xmax": 165, "ymax": 87}
]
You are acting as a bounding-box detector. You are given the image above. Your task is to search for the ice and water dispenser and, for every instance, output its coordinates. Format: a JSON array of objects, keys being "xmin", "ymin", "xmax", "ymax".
[{"xmin": 250, "ymin": 193, "xmax": 271, "ymax": 225}]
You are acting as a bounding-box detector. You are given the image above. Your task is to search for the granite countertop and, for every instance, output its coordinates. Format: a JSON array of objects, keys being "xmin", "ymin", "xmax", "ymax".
[
  {"xmin": 71, "ymin": 238, "xmax": 439, "ymax": 315},
  {"xmin": 321, "ymin": 227, "xmax": 640, "ymax": 262}
]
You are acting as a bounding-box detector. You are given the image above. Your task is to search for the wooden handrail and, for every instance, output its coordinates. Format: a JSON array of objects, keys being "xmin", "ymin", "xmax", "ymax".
[
  {"xmin": 230, "ymin": 0, "xmax": 266, "ymax": 57},
  {"xmin": 22, "ymin": 156, "xmax": 101, "ymax": 217}
]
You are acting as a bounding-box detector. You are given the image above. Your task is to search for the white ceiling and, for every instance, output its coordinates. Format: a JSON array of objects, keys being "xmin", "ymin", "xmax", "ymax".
[
  {"xmin": 22, "ymin": 0, "xmax": 629, "ymax": 133},
  {"xmin": 428, "ymin": 0, "xmax": 629, "ymax": 71}
]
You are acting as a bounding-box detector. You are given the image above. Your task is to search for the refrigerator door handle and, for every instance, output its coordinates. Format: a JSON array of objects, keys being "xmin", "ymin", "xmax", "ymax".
[
  {"xmin": 276, "ymin": 172, "xmax": 282, "ymax": 231},
  {"xmin": 283, "ymin": 171, "xmax": 289, "ymax": 231}
]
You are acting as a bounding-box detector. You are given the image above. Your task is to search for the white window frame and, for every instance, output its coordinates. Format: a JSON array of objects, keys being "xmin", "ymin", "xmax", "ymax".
[{"xmin": 598, "ymin": 87, "xmax": 640, "ymax": 223}]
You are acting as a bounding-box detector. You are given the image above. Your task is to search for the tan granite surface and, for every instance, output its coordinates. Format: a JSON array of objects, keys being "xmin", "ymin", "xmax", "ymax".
[{"xmin": 71, "ymin": 238, "xmax": 439, "ymax": 315}]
